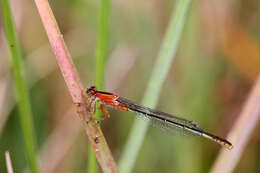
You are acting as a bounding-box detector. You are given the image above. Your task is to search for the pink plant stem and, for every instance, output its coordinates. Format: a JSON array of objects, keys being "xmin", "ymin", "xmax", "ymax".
[
  {"xmin": 210, "ymin": 75, "xmax": 260, "ymax": 173},
  {"xmin": 33, "ymin": 0, "xmax": 118, "ymax": 172}
]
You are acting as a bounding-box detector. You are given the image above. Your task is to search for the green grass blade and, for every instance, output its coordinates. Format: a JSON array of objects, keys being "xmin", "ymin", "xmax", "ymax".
[
  {"xmin": 119, "ymin": 0, "xmax": 191, "ymax": 172},
  {"xmin": 88, "ymin": 0, "xmax": 110, "ymax": 172},
  {"xmin": 95, "ymin": 0, "xmax": 110, "ymax": 89},
  {"xmin": 0, "ymin": 0, "xmax": 38, "ymax": 173}
]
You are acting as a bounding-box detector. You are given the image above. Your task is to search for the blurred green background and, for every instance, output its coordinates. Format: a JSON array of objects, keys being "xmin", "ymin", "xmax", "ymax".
[{"xmin": 0, "ymin": 0, "xmax": 260, "ymax": 172}]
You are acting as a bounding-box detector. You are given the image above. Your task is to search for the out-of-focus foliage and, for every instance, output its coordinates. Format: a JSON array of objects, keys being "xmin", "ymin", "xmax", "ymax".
[{"xmin": 0, "ymin": 0, "xmax": 259, "ymax": 172}]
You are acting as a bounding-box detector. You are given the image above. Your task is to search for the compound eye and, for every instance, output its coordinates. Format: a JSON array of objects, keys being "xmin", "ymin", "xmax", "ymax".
[{"xmin": 86, "ymin": 86, "xmax": 97, "ymax": 96}]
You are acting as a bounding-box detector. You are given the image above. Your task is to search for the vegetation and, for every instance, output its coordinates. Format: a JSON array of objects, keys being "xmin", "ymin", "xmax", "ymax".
[{"xmin": 0, "ymin": 0, "xmax": 260, "ymax": 172}]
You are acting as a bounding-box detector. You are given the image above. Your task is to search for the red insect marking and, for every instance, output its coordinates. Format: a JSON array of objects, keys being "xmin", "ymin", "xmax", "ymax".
[
  {"xmin": 95, "ymin": 93, "xmax": 129, "ymax": 119},
  {"xmin": 86, "ymin": 86, "xmax": 131, "ymax": 120},
  {"xmin": 113, "ymin": 103, "xmax": 129, "ymax": 111},
  {"xmin": 84, "ymin": 86, "xmax": 233, "ymax": 150}
]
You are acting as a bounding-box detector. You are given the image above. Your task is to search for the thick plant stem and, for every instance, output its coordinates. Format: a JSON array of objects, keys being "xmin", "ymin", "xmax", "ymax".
[{"xmin": 33, "ymin": 0, "xmax": 118, "ymax": 172}]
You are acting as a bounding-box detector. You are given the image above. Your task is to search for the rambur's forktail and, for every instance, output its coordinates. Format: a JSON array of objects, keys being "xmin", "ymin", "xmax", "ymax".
[{"xmin": 85, "ymin": 86, "xmax": 233, "ymax": 150}]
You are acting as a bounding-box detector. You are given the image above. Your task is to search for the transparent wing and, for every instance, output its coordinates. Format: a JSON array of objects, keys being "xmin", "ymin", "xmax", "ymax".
[
  {"xmin": 117, "ymin": 97, "xmax": 203, "ymax": 136},
  {"xmin": 116, "ymin": 97, "xmax": 233, "ymax": 149}
]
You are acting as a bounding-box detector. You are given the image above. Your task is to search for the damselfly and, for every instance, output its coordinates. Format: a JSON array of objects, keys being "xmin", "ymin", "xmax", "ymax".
[{"xmin": 85, "ymin": 86, "xmax": 233, "ymax": 150}]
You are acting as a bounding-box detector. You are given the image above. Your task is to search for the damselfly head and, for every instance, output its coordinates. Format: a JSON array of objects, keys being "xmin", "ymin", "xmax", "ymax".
[{"xmin": 86, "ymin": 86, "xmax": 97, "ymax": 96}]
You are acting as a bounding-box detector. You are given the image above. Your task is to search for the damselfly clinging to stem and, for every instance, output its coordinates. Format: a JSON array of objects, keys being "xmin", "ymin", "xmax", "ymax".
[{"xmin": 85, "ymin": 86, "xmax": 233, "ymax": 150}]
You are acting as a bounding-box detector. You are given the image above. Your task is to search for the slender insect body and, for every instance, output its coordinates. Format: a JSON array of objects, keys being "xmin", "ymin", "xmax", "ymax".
[{"xmin": 85, "ymin": 86, "xmax": 233, "ymax": 150}]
